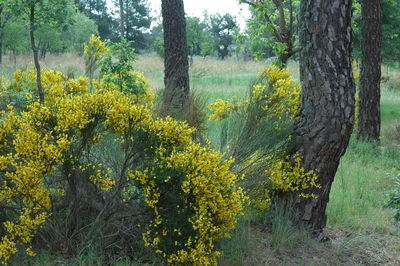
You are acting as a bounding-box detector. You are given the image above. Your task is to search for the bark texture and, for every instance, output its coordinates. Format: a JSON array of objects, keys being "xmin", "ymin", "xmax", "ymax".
[
  {"xmin": 357, "ymin": 0, "xmax": 382, "ymax": 141},
  {"xmin": 30, "ymin": 4, "xmax": 45, "ymax": 104},
  {"xmin": 283, "ymin": 0, "xmax": 355, "ymax": 232},
  {"xmin": 161, "ymin": 0, "xmax": 190, "ymax": 114}
]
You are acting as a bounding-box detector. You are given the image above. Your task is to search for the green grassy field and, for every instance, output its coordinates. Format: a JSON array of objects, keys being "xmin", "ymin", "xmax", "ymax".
[{"xmin": 1, "ymin": 53, "xmax": 399, "ymax": 265}]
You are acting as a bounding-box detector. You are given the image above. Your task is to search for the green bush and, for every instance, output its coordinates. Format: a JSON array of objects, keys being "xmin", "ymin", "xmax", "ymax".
[{"xmin": 385, "ymin": 173, "xmax": 400, "ymax": 222}]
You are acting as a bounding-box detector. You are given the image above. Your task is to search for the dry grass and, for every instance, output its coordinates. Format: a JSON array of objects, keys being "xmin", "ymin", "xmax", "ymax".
[{"xmin": 244, "ymin": 226, "xmax": 400, "ymax": 266}]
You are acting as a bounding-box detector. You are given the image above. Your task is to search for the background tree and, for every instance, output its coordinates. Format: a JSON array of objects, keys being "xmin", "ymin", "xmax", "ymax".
[
  {"xmin": 8, "ymin": 0, "xmax": 74, "ymax": 103},
  {"xmin": 240, "ymin": 0, "xmax": 301, "ymax": 65},
  {"xmin": 161, "ymin": 0, "xmax": 190, "ymax": 114},
  {"xmin": 151, "ymin": 16, "xmax": 215, "ymax": 59},
  {"xmin": 2, "ymin": 21, "xmax": 29, "ymax": 64},
  {"xmin": 123, "ymin": 0, "xmax": 151, "ymax": 49},
  {"xmin": 0, "ymin": 3, "xmax": 5, "ymax": 64},
  {"xmin": 381, "ymin": 0, "xmax": 400, "ymax": 65},
  {"xmin": 357, "ymin": 0, "xmax": 382, "ymax": 141},
  {"xmin": 118, "ymin": 0, "xmax": 125, "ymax": 38},
  {"xmin": 36, "ymin": 24, "xmax": 63, "ymax": 59},
  {"xmin": 208, "ymin": 13, "xmax": 239, "ymax": 59},
  {"xmin": 186, "ymin": 16, "xmax": 213, "ymax": 59},
  {"xmin": 150, "ymin": 23, "xmax": 165, "ymax": 57},
  {"xmin": 75, "ymin": 0, "xmax": 116, "ymax": 41},
  {"xmin": 281, "ymin": 0, "xmax": 355, "ymax": 233},
  {"xmin": 112, "ymin": 0, "xmax": 151, "ymax": 48},
  {"xmin": 63, "ymin": 11, "xmax": 98, "ymax": 53}
]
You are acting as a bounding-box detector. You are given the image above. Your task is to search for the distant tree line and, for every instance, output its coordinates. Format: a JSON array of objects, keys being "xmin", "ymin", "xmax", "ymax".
[
  {"xmin": 0, "ymin": 0, "xmax": 152, "ymax": 64},
  {"xmin": 0, "ymin": 0, "xmax": 399, "ymax": 66}
]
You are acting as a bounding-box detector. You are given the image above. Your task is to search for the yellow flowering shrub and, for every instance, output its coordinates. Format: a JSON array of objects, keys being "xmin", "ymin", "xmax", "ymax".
[
  {"xmin": 0, "ymin": 68, "xmax": 245, "ymax": 265},
  {"xmin": 208, "ymin": 66, "xmax": 320, "ymax": 214},
  {"xmin": 208, "ymin": 98, "xmax": 248, "ymax": 121},
  {"xmin": 267, "ymin": 153, "xmax": 321, "ymax": 197},
  {"xmin": 83, "ymin": 36, "xmax": 108, "ymax": 59},
  {"xmin": 239, "ymin": 153, "xmax": 320, "ymax": 212},
  {"xmin": 84, "ymin": 36, "xmax": 108, "ymax": 81},
  {"xmin": 254, "ymin": 66, "xmax": 300, "ymax": 120},
  {"xmin": 130, "ymin": 144, "xmax": 246, "ymax": 265},
  {"xmin": 208, "ymin": 65, "xmax": 300, "ymax": 122}
]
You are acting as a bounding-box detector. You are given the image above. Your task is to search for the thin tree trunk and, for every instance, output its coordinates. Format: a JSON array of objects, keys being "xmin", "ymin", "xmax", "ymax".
[
  {"xmin": 12, "ymin": 49, "xmax": 16, "ymax": 66},
  {"xmin": 161, "ymin": 0, "xmax": 190, "ymax": 114},
  {"xmin": 119, "ymin": 0, "xmax": 125, "ymax": 39},
  {"xmin": 30, "ymin": 4, "xmax": 45, "ymax": 104},
  {"xmin": 357, "ymin": 0, "xmax": 382, "ymax": 141},
  {"xmin": 280, "ymin": 0, "xmax": 355, "ymax": 234}
]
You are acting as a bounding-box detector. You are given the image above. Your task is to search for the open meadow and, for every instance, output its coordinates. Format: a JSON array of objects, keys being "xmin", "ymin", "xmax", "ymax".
[{"xmin": 1, "ymin": 53, "xmax": 399, "ymax": 265}]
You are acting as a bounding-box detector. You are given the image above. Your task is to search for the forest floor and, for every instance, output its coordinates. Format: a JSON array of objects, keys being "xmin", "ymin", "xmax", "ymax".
[{"xmin": 1, "ymin": 54, "xmax": 400, "ymax": 265}]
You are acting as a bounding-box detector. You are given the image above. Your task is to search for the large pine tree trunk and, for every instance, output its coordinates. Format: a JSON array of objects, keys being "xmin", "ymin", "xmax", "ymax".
[
  {"xmin": 357, "ymin": 0, "xmax": 382, "ymax": 141},
  {"xmin": 281, "ymin": 0, "xmax": 355, "ymax": 233},
  {"xmin": 161, "ymin": 0, "xmax": 190, "ymax": 114}
]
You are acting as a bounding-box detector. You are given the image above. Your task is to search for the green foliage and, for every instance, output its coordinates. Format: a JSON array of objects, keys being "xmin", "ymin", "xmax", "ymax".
[
  {"xmin": 207, "ymin": 13, "xmax": 239, "ymax": 59},
  {"xmin": 240, "ymin": 0, "xmax": 300, "ymax": 62},
  {"xmin": 186, "ymin": 16, "xmax": 215, "ymax": 57},
  {"xmin": 382, "ymin": 0, "xmax": 400, "ymax": 65},
  {"xmin": 353, "ymin": 0, "xmax": 400, "ymax": 63},
  {"xmin": 64, "ymin": 11, "xmax": 99, "ymax": 53},
  {"xmin": 2, "ymin": 22, "xmax": 29, "ymax": 54},
  {"xmin": 8, "ymin": 0, "xmax": 74, "ymax": 31},
  {"xmin": 150, "ymin": 23, "xmax": 165, "ymax": 58},
  {"xmin": 0, "ymin": 0, "xmax": 99, "ymax": 60},
  {"xmin": 100, "ymin": 39, "xmax": 146, "ymax": 94},
  {"xmin": 113, "ymin": 0, "xmax": 152, "ymax": 49},
  {"xmin": 75, "ymin": 0, "xmax": 116, "ymax": 41},
  {"xmin": 385, "ymin": 173, "xmax": 400, "ymax": 222}
]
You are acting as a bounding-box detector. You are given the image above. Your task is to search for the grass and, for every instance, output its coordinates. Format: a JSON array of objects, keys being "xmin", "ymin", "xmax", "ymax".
[{"xmin": 1, "ymin": 53, "xmax": 400, "ymax": 265}]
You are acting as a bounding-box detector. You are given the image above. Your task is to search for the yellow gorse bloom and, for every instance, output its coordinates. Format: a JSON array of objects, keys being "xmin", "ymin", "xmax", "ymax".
[
  {"xmin": 0, "ymin": 68, "xmax": 245, "ymax": 265},
  {"xmin": 83, "ymin": 36, "xmax": 108, "ymax": 60}
]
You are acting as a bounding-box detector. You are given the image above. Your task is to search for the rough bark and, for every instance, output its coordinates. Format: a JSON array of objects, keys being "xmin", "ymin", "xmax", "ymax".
[
  {"xmin": 281, "ymin": 0, "xmax": 355, "ymax": 233},
  {"xmin": 30, "ymin": 4, "xmax": 45, "ymax": 104},
  {"xmin": 119, "ymin": 0, "xmax": 125, "ymax": 39},
  {"xmin": 161, "ymin": 0, "xmax": 190, "ymax": 114},
  {"xmin": 357, "ymin": 0, "xmax": 381, "ymax": 141}
]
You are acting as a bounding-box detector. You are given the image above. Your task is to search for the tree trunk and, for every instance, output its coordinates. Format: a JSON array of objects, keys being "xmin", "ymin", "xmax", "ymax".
[
  {"xmin": 278, "ymin": 52, "xmax": 290, "ymax": 67},
  {"xmin": 0, "ymin": 4, "xmax": 3, "ymax": 65},
  {"xmin": 119, "ymin": 0, "xmax": 125, "ymax": 39},
  {"xmin": 280, "ymin": 0, "xmax": 355, "ymax": 233},
  {"xmin": 161, "ymin": 0, "xmax": 190, "ymax": 114},
  {"xmin": 357, "ymin": 0, "xmax": 382, "ymax": 141},
  {"xmin": 12, "ymin": 49, "xmax": 17, "ymax": 66},
  {"xmin": 30, "ymin": 4, "xmax": 45, "ymax": 104}
]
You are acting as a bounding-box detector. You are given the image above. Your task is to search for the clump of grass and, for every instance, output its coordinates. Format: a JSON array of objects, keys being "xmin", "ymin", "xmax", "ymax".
[{"xmin": 218, "ymin": 217, "xmax": 257, "ymax": 266}]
